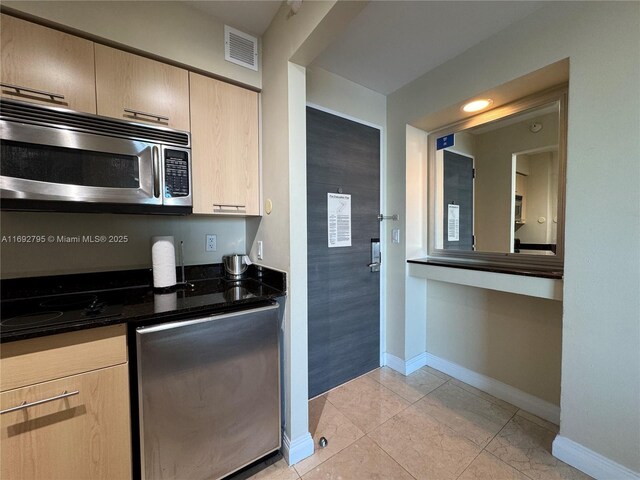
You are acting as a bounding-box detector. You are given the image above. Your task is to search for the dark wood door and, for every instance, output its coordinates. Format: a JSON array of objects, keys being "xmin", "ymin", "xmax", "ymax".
[
  {"xmin": 443, "ymin": 150, "xmax": 474, "ymax": 251},
  {"xmin": 307, "ymin": 107, "xmax": 380, "ymax": 398}
]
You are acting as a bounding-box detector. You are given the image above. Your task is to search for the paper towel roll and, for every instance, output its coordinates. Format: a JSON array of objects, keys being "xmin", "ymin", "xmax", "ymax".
[{"xmin": 151, "ymin": 236, "xmax": 177, "ymax": 289}]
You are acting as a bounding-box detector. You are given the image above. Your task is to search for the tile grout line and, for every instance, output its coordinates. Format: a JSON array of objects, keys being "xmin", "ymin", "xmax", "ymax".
[
  {"xmin": 478, "ymin": 408, "xmax": 543, "ymax": 480},
  {"xmin": 293, "ymin": 429, "xmax": 364, "ymax": 478},
  {"xmin": 514, "ymin": 409, "xmax": 560, "ymax": 434},
  {"xmin": 452, "ymin": 407, "xmax": 520, "ymax": 480},
  {"xmin": 483, "ymin": 407, "xmax": 519, "ymax": 449},
  {"xmin": 363, "ymin": 430, "xmax": 418, "ymax": 480},
  {"xmin": 484, "ymin": 414, "xmax": 591, "ymax": 480},
  {"xmin": 453, "ymin": 446, "xmax": 484, "ymax": 480},
  {"xmin": 296, "ymin": 396, "xmax": 367, "ymax": 478},
  {"xmin": 365, "ymin": 390, "xmax": 487, "ymax": 480},
  {"xmin": 325, "ymin": 372, "xmax": 416, "ymax": 420},
  {"xmin": 319, "ymin": 372, "xmax": 420, "ymax": 478},
  {"xmin": 482, "ymin": 450, "xmax": 538, "ymax": 480},
  {"xmin": 447, "ymin": 378, "xmax": 520, "ymax": 414},
  {"xmin": 368, "ymin": 366, "xmax": 449, "ymax": 401}
]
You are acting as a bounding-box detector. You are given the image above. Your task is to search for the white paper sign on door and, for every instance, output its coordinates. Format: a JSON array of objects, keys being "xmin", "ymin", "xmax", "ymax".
[
  {"xmin": 447, "ymin": 204, "xmax": 460, "ymax": 241},
  {"xmin": 328, "ymin": 193, "xmax": 352, "ymax": 247}
]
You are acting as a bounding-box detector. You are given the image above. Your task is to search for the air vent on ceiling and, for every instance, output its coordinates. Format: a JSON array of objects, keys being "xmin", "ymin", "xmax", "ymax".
[{"xmin": 224, "ymin": 25, "xmax": 258, "ymax": 71}]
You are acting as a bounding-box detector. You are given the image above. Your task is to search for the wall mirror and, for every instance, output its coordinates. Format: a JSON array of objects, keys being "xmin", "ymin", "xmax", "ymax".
[{"xmin": 428, "ymin": 85, "xmax": 567, "ymax": 272}]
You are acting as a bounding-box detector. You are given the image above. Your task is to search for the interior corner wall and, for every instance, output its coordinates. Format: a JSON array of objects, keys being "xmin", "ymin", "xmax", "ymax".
[
  {"xmin": 388, "ymin": 2, "xmax": 640, "ymax": 473},
  {"xmin": 1, "ymin": 0, "xmax": 261, "ymax": 88},
  {"xmin": 405, "ymin": 125, "xmax": 428, "ymax": 360}
]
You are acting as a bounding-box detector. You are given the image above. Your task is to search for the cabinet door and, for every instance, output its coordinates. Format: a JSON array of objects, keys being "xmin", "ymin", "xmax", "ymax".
[
  {"xmin": 95, "ymin": 44, "xmax": 189, "ymax": 131},
  {"xmin": 190, "ymin": 73, "xmax": 260, "ymax": 215},
  {"xmin": 0, "ymin": 14, "xmax": 96, "ymax": 114},
  {"xmin": 1, "ymin": 364, "xmax": 131, "ymax": 480}
]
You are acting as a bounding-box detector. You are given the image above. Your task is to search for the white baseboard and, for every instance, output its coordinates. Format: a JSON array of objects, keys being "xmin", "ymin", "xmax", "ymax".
[
  {"xmin": 384, "ymin": 351, "xmax": 560, "ymax": 424},
  {"xmin": 384, "ymin": 352, "xmax": 427, "ymax": 375},
  {"xmin": 281, "ymin": 431, "xmax": 314, "ymax": 466},
  {"xmin": 553, "ymin": 435, "xmax": 640, "ymax": 480},
  {"xmin": 423, "ymin": 352, "xmax": 560, "ymax": 424}
]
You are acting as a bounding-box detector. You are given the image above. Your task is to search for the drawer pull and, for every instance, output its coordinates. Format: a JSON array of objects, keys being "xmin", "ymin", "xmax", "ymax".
[
  {"xmin": 0, "ymin": 83, "xmax": 65, "ymax": 102},
  {"xmin": 0, "ymin": 390, "xmax": 79, "ymax": 415},
  {"xmin": 213, "ymin": 204, "xmax": 246, "ymax": 210},
  {"xmin": 124, "ymin": 108, "xmax": 169, "ymax": 122}
]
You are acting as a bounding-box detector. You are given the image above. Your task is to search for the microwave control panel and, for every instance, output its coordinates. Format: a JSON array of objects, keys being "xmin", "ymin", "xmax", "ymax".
[{"xmin": 164, "ymin": 149, "xmax": 190, "ymax": 198}]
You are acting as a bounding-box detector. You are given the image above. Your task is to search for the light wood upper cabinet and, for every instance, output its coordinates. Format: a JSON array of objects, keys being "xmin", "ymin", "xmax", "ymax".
[
  {"xmin": 95, "ymin": 44, "xmax": 190, "ymax": 131},
  {"xmin": 0, "ymin": 14, "xmax": 96, "ymax": 114},
  {"xmin": 1, "ymin": 364, "xmax": 132, "ymax": 480},
  {"xmin": 190, "ymin": 72, "xmax": 260, "ymax": 215}
]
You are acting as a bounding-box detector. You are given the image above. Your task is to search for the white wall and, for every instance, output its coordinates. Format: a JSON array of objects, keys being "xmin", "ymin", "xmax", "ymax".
[
  {"xmin": 388, "ymin": 2, "xmax": 640, "ymax": 473},
  {"xmin": 427, "ymin": 282, "xmax": 562, "ymax": 405},
  {"xmin": 0, "ymin": 213, "xmax": 245, "ymax": 278},
  {"xmin": 2, "ymin": 1, "xmax": 261, "ymax": 88},
  {"xmin": 306, "ymin": 66, "xmax": 387, "ymax": 127}
]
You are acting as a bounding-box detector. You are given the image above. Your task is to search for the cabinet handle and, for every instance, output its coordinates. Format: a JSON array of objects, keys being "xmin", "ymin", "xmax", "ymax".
[
  {"xmin": 213, "ymin": 204, "xmax": 246, "ymax": 210},
  {"xmin": 124, "ymin": 108, "xmax": 169, "ymax": 122},
  {"xmin": 1, "ymin": 390, "xmax": 80, "ymax": 415},
  {"xmin": 0, "ymin": 83, "xmax": 65, "ymax": 102}
]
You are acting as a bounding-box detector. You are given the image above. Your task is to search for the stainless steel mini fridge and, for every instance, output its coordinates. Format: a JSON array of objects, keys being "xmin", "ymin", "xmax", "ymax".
[{"xmin": 135, "ymin": 304, "xmax": 280, "ymax": 480}]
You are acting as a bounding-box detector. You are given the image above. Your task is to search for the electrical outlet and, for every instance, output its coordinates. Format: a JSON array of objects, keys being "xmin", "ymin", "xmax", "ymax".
[
  {"xmin": 392, "ymin": 228, "xmax": 400, "ymax": 244},
  {"xmin": 257, "ymin": 241, "xmax": 263, "ymax": 260},
  {"xmin": 205, "ymin": 234, "xmax": 217, "ymax": 252}
]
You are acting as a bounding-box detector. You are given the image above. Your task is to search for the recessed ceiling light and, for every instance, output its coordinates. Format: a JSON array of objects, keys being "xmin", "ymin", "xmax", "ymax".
[{"xmin": 462, "ymin": 99, "xmax": 493, "ymax": 113}]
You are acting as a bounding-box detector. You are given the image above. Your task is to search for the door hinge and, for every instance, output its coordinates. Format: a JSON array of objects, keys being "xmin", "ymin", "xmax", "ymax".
[{"xmin": 472, "ymin": 168, "xmax": 476, "ymax": 179}]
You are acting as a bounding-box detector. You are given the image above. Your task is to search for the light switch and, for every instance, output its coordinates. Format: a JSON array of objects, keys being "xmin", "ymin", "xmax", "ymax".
[
  {"xmin": 392, "ymin": 228, "xmax": 400, "ymax": 244},
  {"xmin": 257, "ymin": 241, "xmax": 263, "ymax": 260}
]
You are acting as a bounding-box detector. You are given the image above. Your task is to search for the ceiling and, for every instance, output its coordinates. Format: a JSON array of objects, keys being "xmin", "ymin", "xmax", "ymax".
[
  {"xmin": 184, "ymin": 1, "xmax": 282, "ymax": 36},
  {"xmin": 312, "ymin": 1, "xmax": 546, "ymax": 95}
]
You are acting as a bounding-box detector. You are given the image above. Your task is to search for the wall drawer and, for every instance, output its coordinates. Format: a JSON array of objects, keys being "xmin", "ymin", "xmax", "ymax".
[{"xmin": 0, "ymin": 325, "xmax": 127, "ymax": 392}]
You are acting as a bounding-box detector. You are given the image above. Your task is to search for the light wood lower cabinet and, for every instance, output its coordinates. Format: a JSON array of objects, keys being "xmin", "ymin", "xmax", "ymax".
[
  {"xmin": 0, "ymin": 326, "xmax": 131, "ymax": 480},
  {"xmin": 0, "ymin": 14, "xmax": 96, "ymax": 114},
  {"xmin": 1, "ymin": 364, "xmax": 131, "ymax": 480},
  {"xmin": 190, "ymin": 72, "xmax": 260, "ymax": 215}
]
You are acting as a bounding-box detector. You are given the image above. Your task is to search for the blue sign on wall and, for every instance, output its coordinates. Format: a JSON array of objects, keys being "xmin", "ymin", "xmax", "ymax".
[{"xmin": 436, "ymin": 133, "xmax": 454, "ymax": 150}]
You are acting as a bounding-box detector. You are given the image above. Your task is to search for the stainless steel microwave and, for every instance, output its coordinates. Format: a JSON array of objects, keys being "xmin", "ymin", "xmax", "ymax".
[{"xmin": 0, "ymin": 99, "xmax": 192, "ymax": 214}]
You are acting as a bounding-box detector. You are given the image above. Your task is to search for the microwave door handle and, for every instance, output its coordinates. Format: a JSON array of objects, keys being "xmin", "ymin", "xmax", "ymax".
[{"xmin": 152, "ymin": 146, "xmax": 161, "ymax": 198}]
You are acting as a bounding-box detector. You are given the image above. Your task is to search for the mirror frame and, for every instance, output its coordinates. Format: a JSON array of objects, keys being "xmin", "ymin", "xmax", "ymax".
[{"xmin": 427, "ymin": 84, "xmax": 568, "ymax": 273}]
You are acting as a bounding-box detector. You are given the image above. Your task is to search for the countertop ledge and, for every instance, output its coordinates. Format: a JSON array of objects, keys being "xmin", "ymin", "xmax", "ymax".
[
  {"xmin": 407, "ymin": 258, "xmax": 563, "ymax": 279},
  {"xmin": 407, "ymin": 259, "xmax": 563, "ymax": 301},
  {"xmin": 0, "ymin": 264, "xmax": 286, "ymax": 343}
]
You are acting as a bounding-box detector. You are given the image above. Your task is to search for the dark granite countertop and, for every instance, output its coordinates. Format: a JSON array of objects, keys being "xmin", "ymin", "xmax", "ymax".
[
  {"xmin": 0, "ymin": 264, "xmax": 286, "ymax": 343},
  {"xmin": 407, "ymin": 258, "xmax": 563, "ymax": 279}
]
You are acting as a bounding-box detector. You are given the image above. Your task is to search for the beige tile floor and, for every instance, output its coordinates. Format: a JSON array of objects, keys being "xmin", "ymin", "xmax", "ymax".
[{"xmin": 233, "ymin": 367, "xmax": 592, "ymax": 480}]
